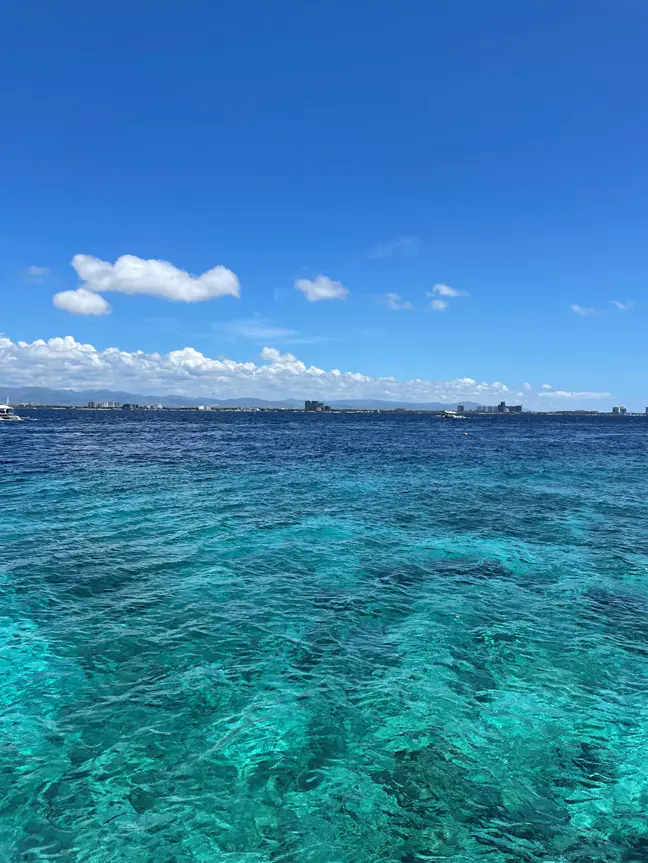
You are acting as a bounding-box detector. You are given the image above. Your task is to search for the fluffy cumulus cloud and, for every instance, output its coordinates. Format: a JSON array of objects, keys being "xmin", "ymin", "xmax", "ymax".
[
  {"xmin": 53, "ymin": 289, "xmax": 111, "ymax": 316},
  {"xmin": 383, "ymin": 292, "xmax": 413, "ymax": 310},
  {"xmin": 0, "ymin": 334, "xmax": 530, "ymax": 403},
  {"xmin": 69, "ymin": 254, "xmax": 240, "ymax": 303},
  {"xmin": 294, "ymin": 275, "xmax": 349, "ymax": 302}
]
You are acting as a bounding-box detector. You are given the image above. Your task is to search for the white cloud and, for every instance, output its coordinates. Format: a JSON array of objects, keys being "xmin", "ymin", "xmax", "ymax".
[
  {"xmin": 570, "ymin": 304, "xmax": 597, "ymax": 316},
  {"xmin": 294, "ymin": 275, "xmax": 349, "ymax": 302},
  {"xmin": 383, "ymin": 292, "xmax": 414, "ymax": 310},
  {"xmin": 429, "ymin": 299, "xmax": 448, "ymax": 312},
  {"xmin": 71, "ymin": 254, "xmax": 240, "ymax": 303},
  {"xmin": 212, "ymin": 318, "xmax": 333, "ymax": 345},
  {"xmin": 541, "ymin": 384, "xmax": 552, "ymax": 389},
  {"xmin": 610, "ymin": 300, "xmax": 633, "ymax": 311},
  {"xmin": 425, "ymin": 284, "xmax": 469, "ymax": 311},
  {"xmin": 430, "ymin": 283, "xmax": 469, "ymax": 298},
  {"xmin": 368, "ymin": 237, "xmax": 418, "ymax": 259},
  {"xmin": 537, "ymin": 390, "xmax": 612, "ymax": 400},
  {"xmin": 259, "ymin": 347, "xmax": 305, "ymax": 368},
  {"xmin": 0, "ymin": 333, "xmax": 531, "ymax": 404},
  {"xmin": 25, "ymin": 265, "xmax": 51, "ymax": 282},
  {"xmin": 214, "ymin": 318, "xmax": 298, "ymax": 341},
  {"xmin": 53, "ymin": 289, "xmax": 111, "ymax": 316},
  {"xmin": 523, "ymin": 382, "xmax": 532, "ymax": 390}
]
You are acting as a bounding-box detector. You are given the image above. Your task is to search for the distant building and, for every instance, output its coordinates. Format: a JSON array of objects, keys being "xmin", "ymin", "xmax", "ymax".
[
  {"xmin": 305, "ymin": 400, "xmax": 331, "ymax": 412},
  {"xmin": 87, "ymin": 401, "xmax": 96, "ymax": 408},
  {"xmin": 456, "ymin": 404, "xmax": 465, "ymax": 413},
  {"xmin": 620, "ymin": 406, "xmax": 627, "ymax": 415},
  {"xmin": 612, "ymin": 406, "xmax": 620, "ymax": 415},
  {"xmin": 477, "ymin": 401, "xmax": 522, "ymax": 414}
]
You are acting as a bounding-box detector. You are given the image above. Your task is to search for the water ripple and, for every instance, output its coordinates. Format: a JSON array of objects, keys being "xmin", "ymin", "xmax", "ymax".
[{"xmin": 1, "ymin": 411, "xmax": 647, "ymax": 862}]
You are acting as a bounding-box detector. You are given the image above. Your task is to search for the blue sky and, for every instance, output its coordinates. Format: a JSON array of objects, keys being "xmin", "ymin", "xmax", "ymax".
[{"xmin": 1, "ymin": 0, "xmax": 646, "ymax": 406}]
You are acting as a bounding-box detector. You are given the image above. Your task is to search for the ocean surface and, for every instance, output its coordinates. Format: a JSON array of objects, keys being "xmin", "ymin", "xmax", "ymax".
[{"xmin": 1, "ymin": 410, "xmax": 647, "ymax": 863}]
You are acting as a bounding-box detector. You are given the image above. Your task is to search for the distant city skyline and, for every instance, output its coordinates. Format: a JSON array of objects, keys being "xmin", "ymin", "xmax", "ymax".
[{"xmin": 1, "ymin": 1, "xmax": 645, "ymax": 408}]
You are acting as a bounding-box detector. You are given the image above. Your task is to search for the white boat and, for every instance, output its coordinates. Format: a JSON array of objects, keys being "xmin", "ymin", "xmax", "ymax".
[{"xmin": 0, "ymin": 404, "xmax": 24, "ymax": 421}]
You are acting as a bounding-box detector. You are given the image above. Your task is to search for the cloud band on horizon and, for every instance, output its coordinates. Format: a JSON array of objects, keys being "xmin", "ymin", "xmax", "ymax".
[{"xmin": 0, "ymin": 334, "xmax": 528, "ymax": 403}]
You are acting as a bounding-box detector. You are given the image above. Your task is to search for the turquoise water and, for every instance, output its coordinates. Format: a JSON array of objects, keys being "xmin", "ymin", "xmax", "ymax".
[{"xmin": 1, "ymin": 411, "xmax": 647, "ymax": 862}]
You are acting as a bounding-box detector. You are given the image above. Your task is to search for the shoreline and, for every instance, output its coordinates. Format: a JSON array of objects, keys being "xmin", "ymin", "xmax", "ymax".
[{"xmin": 9, "ymin": 405, "xmax": 647, "ymax": 417}]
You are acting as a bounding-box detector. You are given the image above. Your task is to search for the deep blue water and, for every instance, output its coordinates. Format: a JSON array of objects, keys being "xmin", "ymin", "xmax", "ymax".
[{"xmin": 1, "ymin": 410, "xmax": 647, "ymax": 862}]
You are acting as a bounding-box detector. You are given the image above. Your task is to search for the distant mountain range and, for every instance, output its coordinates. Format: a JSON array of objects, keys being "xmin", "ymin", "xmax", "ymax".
[{"xmin": 1, "ymin": 385, "xmax": 482, "ymax": 411}]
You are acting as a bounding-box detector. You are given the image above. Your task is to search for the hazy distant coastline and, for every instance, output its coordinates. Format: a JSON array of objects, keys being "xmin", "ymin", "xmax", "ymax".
[{"xmin": 1, "ymin": 385, "xmax": 481, "ymax": 412}]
